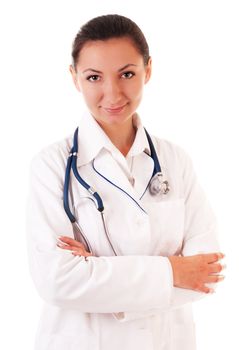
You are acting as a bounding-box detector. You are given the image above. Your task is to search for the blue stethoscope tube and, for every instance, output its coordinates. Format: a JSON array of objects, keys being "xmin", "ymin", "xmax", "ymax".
[
  {"xmin": 63, "ymin": 127, "xmax": 104, "ymax": 223},
  {"xmin": 63, "ymin": 126, "xmax": 169, "ymax": 254}
]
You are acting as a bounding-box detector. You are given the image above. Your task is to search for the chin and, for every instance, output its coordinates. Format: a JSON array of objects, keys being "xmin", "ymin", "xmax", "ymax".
[{"xmin": 106, "ymin": 114, "xmax": 134, "ymax": 125}]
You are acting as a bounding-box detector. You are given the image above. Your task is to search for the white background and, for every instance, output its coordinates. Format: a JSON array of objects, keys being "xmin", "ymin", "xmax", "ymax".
[{"xmin": 0, "ymin": 0, "xmax": 238, "ymax": 349}]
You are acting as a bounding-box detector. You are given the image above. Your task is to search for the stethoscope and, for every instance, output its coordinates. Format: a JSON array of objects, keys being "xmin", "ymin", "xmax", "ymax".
[{"xmin": 63, "ymin": 126, "xmax": 170, "ymax": 256}]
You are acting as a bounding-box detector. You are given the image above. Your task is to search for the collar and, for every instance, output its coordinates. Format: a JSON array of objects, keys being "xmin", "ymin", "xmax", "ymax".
[{"xmin": 76, "ymin": 110, "xmax": 151, "ymax": 167}]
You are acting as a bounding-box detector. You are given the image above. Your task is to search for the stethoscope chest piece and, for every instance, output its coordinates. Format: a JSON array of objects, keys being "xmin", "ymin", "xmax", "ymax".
[{"xmin": 149, "ymin": 172, "xmax": 170, "ymax": 195}]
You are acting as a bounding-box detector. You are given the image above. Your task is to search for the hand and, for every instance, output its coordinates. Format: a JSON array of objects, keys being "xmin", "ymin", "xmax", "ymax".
[
  {"xmin": 57, "ymin": 236, "xmax": 93, "ymax": 257},
  {"xmin": 168, "ymin": 252, "xmax": 226, "ymax": 293}
]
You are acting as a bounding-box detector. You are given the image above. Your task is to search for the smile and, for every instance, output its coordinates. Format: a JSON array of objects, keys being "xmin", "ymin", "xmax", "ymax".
[{"xmin": 103, "ymin": 104, "xmax": 127, "ymax": 114}]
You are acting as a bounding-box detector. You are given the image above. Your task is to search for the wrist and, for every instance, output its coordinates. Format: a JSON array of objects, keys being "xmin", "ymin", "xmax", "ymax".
[{"xmin": 168, "ymin": 256, "xmax": 180, "ymax": 287}]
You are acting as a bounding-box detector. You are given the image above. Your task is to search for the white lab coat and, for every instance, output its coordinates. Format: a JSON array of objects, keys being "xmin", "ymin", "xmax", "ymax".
[{"xmin": 26, "ymin": 111, "xmax": 220, "ymax": 350}]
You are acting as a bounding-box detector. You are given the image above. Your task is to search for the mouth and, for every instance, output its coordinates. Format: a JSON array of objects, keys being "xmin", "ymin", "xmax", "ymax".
[{"xmin": 103, "ymin": 104, "xmax": 127, "ymax": 114}]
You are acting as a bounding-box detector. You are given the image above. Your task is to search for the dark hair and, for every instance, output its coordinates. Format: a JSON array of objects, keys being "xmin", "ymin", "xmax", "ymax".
[{"xmin": 71, "ymin": 14, "xmax": 150, "ymax": 70}]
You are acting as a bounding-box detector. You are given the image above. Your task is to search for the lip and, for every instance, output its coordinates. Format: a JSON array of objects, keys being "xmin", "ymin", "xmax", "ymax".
[{"xmin": 104, "ymin": 104, "xmax": 127, "ymax": 113}]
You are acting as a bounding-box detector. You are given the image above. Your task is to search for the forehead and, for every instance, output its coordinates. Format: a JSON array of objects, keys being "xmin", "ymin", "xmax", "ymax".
[{"xmin": 77, "ymin": 37, "xmax": 143, "ymax": 68}]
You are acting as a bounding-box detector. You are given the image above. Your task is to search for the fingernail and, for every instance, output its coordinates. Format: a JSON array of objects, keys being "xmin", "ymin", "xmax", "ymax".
[
  {"xmin": 57, "ymin": 237, "xmax": 67, "ymax": 243},
  {"xmin": 57, "ymin": 241, "xmax": 67, "ymax": 246},
  {"xmin": 218, "ymin": 275, "xmax": 225, "ymax": 281},
  {"xmin": 72, "ymin": 251, "xmax": 81, "ymax": 256},
  {"xmin": 209, "ymin": 288, "xmax": 215, "ymax": 294}
]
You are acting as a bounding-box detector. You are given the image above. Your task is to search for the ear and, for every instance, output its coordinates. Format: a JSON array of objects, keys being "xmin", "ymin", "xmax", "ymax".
[
  {"xmin": 144, "ymin": 57, "xmax": 152, "ymax": 84},
  {"xmin": 69, "ymin": 64, "xmax": 81, "ymax": 92}
]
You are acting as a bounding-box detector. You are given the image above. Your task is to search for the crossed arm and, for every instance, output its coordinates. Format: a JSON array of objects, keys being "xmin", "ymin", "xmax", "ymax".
[{"xmin": 57, "ymin": 236, "xmax": 225, "ymax": 294}]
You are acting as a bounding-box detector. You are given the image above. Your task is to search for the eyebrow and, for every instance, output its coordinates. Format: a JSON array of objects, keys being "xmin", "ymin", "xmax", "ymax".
[{"xmin": 82, "ymin": 63, "xmax": 138, "ymax": 74}]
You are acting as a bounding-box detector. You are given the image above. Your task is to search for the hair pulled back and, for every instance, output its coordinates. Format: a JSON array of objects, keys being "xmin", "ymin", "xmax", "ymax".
[{"xmin": 71, "ymin": 14, "xmax": 150, "ymax": 70}]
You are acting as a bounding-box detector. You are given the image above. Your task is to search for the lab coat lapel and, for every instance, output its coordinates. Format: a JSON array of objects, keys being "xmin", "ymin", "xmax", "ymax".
[{"xmin": 92, "ymin": 149, "xmax": 154, "ymax": 201}]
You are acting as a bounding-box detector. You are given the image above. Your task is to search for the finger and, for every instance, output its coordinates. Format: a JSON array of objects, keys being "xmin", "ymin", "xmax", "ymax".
[
  {"xmin": 208, "ymin": 263, "xmax": 224, "ymax": 274},
  {"xmin": 205, "ymin": 275, "xmax": 225, "ymax": 283},
  {"xmin": 72, "ymin": 250, "xmax": 93, "ymax": 257},
  {"xmin": 58, "ymin": 236, "xmax": 80, "ymax": 244},
  {"xmin": 59, "ymin": 244, "xmax": 92, "ymax": 256},
  {"xmin": 58, "ymin": 237, "xmax": 93, "ymax": 256},
  {"xmin": 57, "ymin": 242, "xmax": 87, "ymax": 253},
  {"xmin": 57, "ymin": 243, "xmax": 84, "ymax": 253},
  {"xmin": 72, "ymin": 252, "xmax": 93, "ymax": 257},
  {"xmin": 57, "ymin": 243, "xmax": 89, "ymax": 254},
  {"xmin": 57, "ymin": 242, "xmax": 82, "ymax": 251},
  {"xmin": 204, "ymin": 252, "xmax": 225, "ymax": 263},
  {"xmin": 58, "ymin": 236, "xmax": 85, "ymax": 249},
  {"xmin": 199, "ymin": 285, "xmax": 215, "ymax": 294},
  {"xmin": 57, "ymin": 243, "xmax": 72, "ymax": 250}
]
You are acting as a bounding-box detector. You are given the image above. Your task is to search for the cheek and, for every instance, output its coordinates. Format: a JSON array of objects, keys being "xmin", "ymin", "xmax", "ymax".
[
  {"xmin": 81, "ymin": 86, "xmax": 101, "ymax": 104},
  {"xmin": 126, "ymin": 78, "xmax": 144, "ymax": 97},
  {"xmin": 126, "ymin": 83, "xmax": 144, "ymax": 102}
]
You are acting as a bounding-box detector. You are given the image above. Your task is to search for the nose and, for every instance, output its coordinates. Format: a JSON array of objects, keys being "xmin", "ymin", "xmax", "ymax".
[{"xmin": 103, "ymin": 78, "xmax": 123, "ymax": 106}]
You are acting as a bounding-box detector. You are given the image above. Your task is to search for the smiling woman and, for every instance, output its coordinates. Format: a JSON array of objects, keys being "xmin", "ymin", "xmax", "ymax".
[
  {"xmin": 69, "ymin": 36, "xmax": 152, "ymax": 155},
  {"xmin": 26, "ymin": 14, "xmax": 225, "ymax": 350}
]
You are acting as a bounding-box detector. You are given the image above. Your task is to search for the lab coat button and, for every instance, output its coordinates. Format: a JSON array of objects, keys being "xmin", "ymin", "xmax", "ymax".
[{"xmin": 129, "ymin": 177, "xmax": 135, "ymax": 186}]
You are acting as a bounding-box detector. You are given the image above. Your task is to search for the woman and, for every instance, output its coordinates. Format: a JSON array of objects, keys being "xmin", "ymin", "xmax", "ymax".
[{"xmin": 26, "ymin": 14, "xmax": 225, "ymax": 350}]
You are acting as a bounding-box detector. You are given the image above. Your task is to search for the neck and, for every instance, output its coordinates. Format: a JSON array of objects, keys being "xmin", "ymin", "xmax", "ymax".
[{"xmin": 97, "ymin": 117, "xmax": 136, "ymax": 157}]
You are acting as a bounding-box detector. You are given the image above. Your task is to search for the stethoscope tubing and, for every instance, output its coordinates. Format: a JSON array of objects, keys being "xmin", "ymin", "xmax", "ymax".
[
  {"xmin": 144, "ymin": 128, "xmax": 162, "ymax": 176},
  {"xmin": 63, "ymin": 126, "xmax": 169, "ymax": 256}
]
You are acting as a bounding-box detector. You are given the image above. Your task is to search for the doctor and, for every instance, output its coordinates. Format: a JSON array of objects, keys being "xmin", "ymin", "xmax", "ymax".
[{"xmin": 26, "ymin": 14, "xmax": 225, "ymax": 350}]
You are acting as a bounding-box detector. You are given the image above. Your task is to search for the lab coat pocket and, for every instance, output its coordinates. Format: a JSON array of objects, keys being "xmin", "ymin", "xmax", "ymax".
[
  {"xmin": 127, "ymin": 329, "xmax": 154, "ymax": 350},
  {"xmin": 144, "ymin": 198, "xmax": 185, "ymax": 255},
  {"xmin": 37, "ymin": 333, "xmax": 96, "ymax": 350},
  {"xmin": 170, "ymin": 322, "xmax": 196, "ymax": 350},
  {"xmin": 104, "ymin": 328, "xmax": 154, "ymax": 350}
]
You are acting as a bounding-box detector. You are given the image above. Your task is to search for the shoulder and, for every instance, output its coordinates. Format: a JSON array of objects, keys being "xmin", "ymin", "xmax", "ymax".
[
  {"xmin": 29, "ymin": 133, "xmax": 73, "ymax": 178},
  {"xmin": 150, "ymin": 134, "xmax": 193, "ymax": 168}
]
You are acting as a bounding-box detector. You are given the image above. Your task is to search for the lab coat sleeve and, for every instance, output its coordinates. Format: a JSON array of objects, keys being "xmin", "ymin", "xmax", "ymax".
[
  {"xmin": 113, "ymin": 146, "xmax": 221, "ymax": 322},
  {"xmin": 26, "ymin": 148, "xmax": 174, "ymax": 313}
]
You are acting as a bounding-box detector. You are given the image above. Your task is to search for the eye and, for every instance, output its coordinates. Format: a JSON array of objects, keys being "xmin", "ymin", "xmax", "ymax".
[
  {"xmin": 86, "ymin": 75, "xmax": 101, "ymax": 82},
  {"xmin": 121, "ymin": 71, "xmax": 135, "ymax": 79}
]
